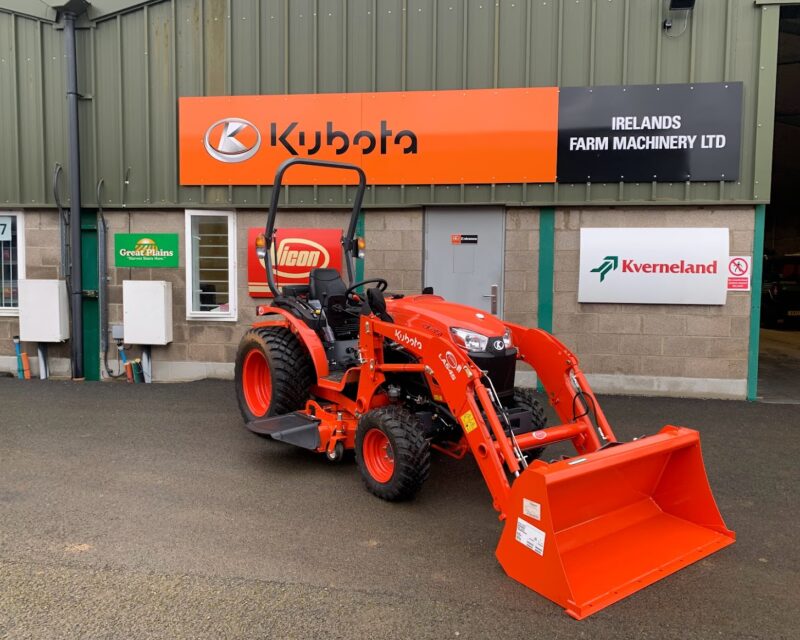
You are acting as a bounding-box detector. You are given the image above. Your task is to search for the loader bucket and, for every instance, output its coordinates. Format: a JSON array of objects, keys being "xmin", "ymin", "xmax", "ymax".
[{"xmin": 495, "ymin": 426, "xmax": 734, "ymax": 619}]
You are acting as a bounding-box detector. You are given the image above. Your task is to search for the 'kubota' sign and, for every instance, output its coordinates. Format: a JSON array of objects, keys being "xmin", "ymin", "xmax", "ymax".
[
  {"xmin": 247, "ymin": 228, "xmax": 342, "ymax": 298},
  {"xmin": 579, "ymin": 228, "xmax": 729, "ymax": 305},
  {"xmin": 179, "ymin": 88, "xmax": 559, "ymax": 185}
]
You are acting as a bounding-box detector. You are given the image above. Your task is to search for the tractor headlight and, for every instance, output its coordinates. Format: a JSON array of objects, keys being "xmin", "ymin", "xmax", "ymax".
[
  {"xmin": 503, "ymin": 328, "xmax": 513, "ymax": 349},
  {"xmin": 450, "ymin": 327, "xmax": 489, "ymax": 352}
]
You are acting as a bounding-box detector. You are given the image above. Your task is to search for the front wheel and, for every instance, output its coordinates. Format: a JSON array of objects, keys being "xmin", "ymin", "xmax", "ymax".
[
  {"xmin": 513, "ymin": 387, "xmax": 547, "ymax": 461},
  {"xmin": 355, "ymin": 406, "xmax": 430, "ymax": 501}
]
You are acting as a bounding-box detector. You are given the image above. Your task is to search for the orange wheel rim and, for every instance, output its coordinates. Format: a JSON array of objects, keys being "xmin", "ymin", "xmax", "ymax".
[
  {"xmin": 363, "ymin": 429, "xmax": 394, "ymax": 483},
  {"xmin": 242, "ymin": 349, "xmax": 272, "ymax": 416}
]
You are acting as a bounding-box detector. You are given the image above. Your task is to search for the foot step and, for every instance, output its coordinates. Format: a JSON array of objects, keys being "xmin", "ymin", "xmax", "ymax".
[{"xmin": 246, "ymin": 412, "xmax": 321, "ymax": 450}]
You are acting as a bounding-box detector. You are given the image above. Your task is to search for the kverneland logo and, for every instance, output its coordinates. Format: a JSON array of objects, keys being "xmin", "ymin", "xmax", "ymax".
[
  {"xmin": 592, "ymin": 254, "xmax": 719, "ymax": 282},
  {"xmin": 591, "ymin": 256, "xmax": 618, "ymax": 282},
  {"xmin": 622, "ymin": 259, "xmax": 718, "ymax": 274},
  {"xmin": 262, "ymin": 238, "xmax": 331, "ymax": 280}
]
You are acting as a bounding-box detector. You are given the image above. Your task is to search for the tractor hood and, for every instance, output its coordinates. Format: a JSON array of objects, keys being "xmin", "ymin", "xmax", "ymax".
[{"xmin": 386, "ymin": 294, "xmax": 509, "ymax": 342}]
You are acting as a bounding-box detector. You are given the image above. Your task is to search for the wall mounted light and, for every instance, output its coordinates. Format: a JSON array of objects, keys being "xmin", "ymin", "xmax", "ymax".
[{"xmin": 663, "ymin": 0, "xmax": 696, "ymax": 35}]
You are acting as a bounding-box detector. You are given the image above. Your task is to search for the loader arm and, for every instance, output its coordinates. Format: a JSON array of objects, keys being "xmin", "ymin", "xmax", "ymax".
[
  {"xmin": 503, "ymin": 323, "xmax": 617, "ymax": 454},
  {"xmin": 359, "ymin": 316, "xmax": 516, "ymax": 514},
  {"xmin": 361, "ymin": 315, "xmax": 734, "ymax": 619}
]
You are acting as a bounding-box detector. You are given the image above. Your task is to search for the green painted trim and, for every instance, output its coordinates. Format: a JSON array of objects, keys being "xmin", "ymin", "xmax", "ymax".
[
  {"xmin": 80, "ymin": 210, "xmax": 100, "ymax": 381},
  {"xmin": 747, "ymin": 204, "xmax": 766, "ymax": 401},
  {"xmin": 355, "ymin": 209, "xmax": 365, "ymax": 288},
  {"xmin": 536, "ymin": 208, "xmax": 555, "ymax": 393},
  {"xmin": 537, "ymin": 208, "xmax": 555, "ymax": 333}
]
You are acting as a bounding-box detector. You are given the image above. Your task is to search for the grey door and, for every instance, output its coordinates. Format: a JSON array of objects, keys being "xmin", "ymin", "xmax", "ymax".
[{"xmin": 424, "ymin": 208, "xmax": 505, "ymax": 315}]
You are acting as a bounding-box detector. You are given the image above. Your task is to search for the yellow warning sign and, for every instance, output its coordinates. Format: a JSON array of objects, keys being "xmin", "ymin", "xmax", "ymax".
[{"xmin": 461, "ymin": 410, "xmax": 478, "ymax": 434}]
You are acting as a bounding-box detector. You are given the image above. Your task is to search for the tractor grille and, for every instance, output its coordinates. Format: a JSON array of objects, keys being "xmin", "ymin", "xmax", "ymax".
[{"xmin": 469, "ymin": 350, "xmax": 517, "ymax": 398}]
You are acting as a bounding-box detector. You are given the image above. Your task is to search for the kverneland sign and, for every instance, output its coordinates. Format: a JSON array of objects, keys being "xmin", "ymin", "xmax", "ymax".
[{"xmin": 579, "ymin": 228, "xmax": 729, "ymax": 305}]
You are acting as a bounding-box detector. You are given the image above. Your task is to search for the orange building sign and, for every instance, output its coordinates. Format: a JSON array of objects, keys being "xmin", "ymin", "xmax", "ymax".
[{"xmin": 179, "ymin": 88, "xmax": 559, "ymax": 186}]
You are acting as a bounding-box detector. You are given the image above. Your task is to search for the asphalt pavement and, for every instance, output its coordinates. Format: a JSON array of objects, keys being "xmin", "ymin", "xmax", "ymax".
[
  {"xmin": 0, "ymin": 378, "xmax": 797, "ymax": 639},
  {"xmin": 758, "ymin": 328, "xmax": 800, "ymax": 404}
]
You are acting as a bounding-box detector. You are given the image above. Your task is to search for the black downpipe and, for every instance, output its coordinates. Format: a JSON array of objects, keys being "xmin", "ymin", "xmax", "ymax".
[
  {"xmin": 263, "ymin": 158, "xmax": 366, "ymax": 297},
  {"xmin": 64, "ymin": 12, "xmax": 83, "ymax": 379}
]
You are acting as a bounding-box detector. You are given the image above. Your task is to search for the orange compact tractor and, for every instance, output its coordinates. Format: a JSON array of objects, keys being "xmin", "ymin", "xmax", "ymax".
[{"xmin": 235, "ymin": 158, "xmax": 735, "ymax": 619}]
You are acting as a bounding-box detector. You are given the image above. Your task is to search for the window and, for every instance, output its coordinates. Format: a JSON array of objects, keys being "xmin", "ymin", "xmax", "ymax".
[
  {"xmin": 185, "ymin": 210, "xmax": 237, "ymax": 320},
  {"xmin": 0, "ymin": 212, "xmax": 25, "ymax": 316}
]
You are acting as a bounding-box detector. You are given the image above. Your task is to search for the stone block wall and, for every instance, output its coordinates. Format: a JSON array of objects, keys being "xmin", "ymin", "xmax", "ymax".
[
  {"xmin": 551, "ymin": 206, "xmax": 754, "ymax": 397},
  {"xmin": 0, "ymin": 207, "xmax": 424, "ymax": 379},
  {"xmin": 503, "ymin": 209, "xmax": 539, "ymax": 328},
  {"xmin": 0, "ymin": 211, "xmax": 70, "ymax": 374},
  {"xmin": 362, "ymin": 209, "xmax": 423, "ymax": 294},
  {"xmin": 1, "ymin": 205, "xmax": 756, "ymax": 398}
]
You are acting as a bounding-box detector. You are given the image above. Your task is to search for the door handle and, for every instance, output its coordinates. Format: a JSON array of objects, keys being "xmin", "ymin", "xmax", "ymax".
[{"xmin": 482, "ymin": 283, "xmax": 498, "ymax": 315}]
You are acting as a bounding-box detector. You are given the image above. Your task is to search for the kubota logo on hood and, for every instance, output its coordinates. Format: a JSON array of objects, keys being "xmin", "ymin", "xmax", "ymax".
[
  {"xmin": 204, "ymin": 118, "xmax": 261, "ymax": 163},
  {"xmin": 260, "ymin": 237, "xmax": 330, "ymax": 280}
]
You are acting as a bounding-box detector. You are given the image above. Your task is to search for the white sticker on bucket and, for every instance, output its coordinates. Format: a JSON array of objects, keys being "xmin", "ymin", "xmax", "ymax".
[
  {"xmin": 522, "ymin": 498, "xmax": 541, "ymax": 521},
  {"xmin": 515, "ymin": 518, "xmax": 545, "ymax": 556}
]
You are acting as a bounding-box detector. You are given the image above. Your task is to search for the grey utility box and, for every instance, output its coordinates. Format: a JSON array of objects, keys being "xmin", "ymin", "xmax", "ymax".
[
  {"xmin": 122, "ymin": 280, "xmax": 173, "ymax": 345},
  {"xmin": 18, "ymin": 279, "xmax": 69, "ymax": 342}
]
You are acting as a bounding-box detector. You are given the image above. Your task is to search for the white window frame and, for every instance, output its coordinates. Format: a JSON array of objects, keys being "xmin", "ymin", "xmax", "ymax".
[
  {"xmin": 185, "ymin": 209, "xmax": 237, "ymax": 321},
  {"xmin": 0, "ymin": 211, "xmax": 26, "ymax": 317}
]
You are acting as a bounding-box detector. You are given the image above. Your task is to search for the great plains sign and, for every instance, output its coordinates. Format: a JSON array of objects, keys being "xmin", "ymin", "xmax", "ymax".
[
  {"xmin": 578, "ymin": 228, "xmax": 729, "ymax": 305},
  {"xmin": 114, "ymin": 234, "xmax": 179, "ymax": 268}
]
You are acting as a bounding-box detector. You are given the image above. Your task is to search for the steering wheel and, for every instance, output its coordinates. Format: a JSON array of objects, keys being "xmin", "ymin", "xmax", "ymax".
[{"xmin": 344, "ymin": 278, "xmax": 388, "ymax": 304}]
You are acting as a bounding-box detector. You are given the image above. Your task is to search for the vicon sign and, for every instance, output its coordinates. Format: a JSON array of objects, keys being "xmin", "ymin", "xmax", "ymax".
[{"xmin": 248, "ymin": 228, "xmax": 342, "ymax": 297}]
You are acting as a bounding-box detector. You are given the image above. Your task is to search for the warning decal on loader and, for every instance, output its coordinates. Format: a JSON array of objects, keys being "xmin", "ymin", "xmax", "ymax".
[
  {"xmin": 523, "ymin": 498, "xmax": 541, "ymax": 521},
  {"xmin": 460, "ymin": 410, "xmax": 478, "ymax": 434},
  {"xmin": 516, "ymin": 518, "xmax": 545, "ymax": 556}
]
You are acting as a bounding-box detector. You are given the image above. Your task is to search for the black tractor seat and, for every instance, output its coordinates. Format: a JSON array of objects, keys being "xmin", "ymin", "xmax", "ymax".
[{"xmin": 308, "ymin": 268, "xmax": 360, "ymax": 340}]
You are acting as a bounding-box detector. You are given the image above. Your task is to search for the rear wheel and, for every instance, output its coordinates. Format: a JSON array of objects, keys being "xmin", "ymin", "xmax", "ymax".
[
  {"xmin": 234, "ymin": 327, "xmax": 314, "ymax": 422},
  {"xmin": 513, "ymin": 387, "xmax": 547, "ymax": 461},
  {"xmin": 355, "ymin": 406, "xmax": 430, "ymax": 501}
]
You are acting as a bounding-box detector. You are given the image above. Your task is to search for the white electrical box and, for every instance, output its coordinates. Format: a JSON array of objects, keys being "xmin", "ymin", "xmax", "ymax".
[
  {"xmin": 123, "ymin": 280, "xmax": 173, "ymax": 345},
  {"xmin": 18, "ymin": 279, "xmax": 70, "ymax": 342}
]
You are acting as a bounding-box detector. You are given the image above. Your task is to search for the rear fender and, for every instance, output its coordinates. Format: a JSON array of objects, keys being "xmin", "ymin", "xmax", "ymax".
[{"xmin": 254, "ymin": 305, "xmax": 329, "ymax": 379}]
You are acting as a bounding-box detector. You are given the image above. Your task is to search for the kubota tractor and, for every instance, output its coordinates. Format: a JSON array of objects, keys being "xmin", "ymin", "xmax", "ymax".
[{"xmin": 234, "ymin": 158, "xmax": 735, "ymax": 619}]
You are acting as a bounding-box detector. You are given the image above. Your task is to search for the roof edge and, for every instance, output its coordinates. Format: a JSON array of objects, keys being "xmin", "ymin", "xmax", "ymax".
[{"xmin": 0, "ymin": 1, "xmax": 58, "ymax": 22}]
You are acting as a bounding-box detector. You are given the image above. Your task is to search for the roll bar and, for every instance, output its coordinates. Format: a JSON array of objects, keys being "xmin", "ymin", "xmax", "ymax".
[{"xmin": 264, "ymin": 158, "xmax": 367, "ymax": 297}]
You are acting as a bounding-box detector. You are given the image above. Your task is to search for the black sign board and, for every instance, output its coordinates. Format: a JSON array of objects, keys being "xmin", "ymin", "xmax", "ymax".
[{"xmin": 556, "ymin": 82, "xmax": 743, "ymax": 183}]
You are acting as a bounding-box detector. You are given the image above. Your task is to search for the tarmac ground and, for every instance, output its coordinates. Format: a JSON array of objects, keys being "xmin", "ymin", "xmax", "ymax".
[
  {"xmin": 0, "ymin": 378, "xmax": 797, "ymax": 639},
  {"xmin": 759, "ymin": 328, "xmax": 800, "ymax": 403}
]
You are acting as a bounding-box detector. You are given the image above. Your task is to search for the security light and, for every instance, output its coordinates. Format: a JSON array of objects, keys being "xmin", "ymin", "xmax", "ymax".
[{"xmin": 663, "ymin": 0, "xmax": 695, "ymax": 34}]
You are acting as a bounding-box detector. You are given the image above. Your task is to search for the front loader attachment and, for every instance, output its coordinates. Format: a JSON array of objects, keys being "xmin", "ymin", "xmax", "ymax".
[{"xmin": 495, "ymin": 426, "xmax": 735, "ymax": 619}]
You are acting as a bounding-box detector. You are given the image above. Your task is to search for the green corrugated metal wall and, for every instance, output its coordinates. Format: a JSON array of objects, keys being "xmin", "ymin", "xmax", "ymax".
[{"xmin": 0, "ymin": 0, "xmax": 782, "ymax": 209}]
